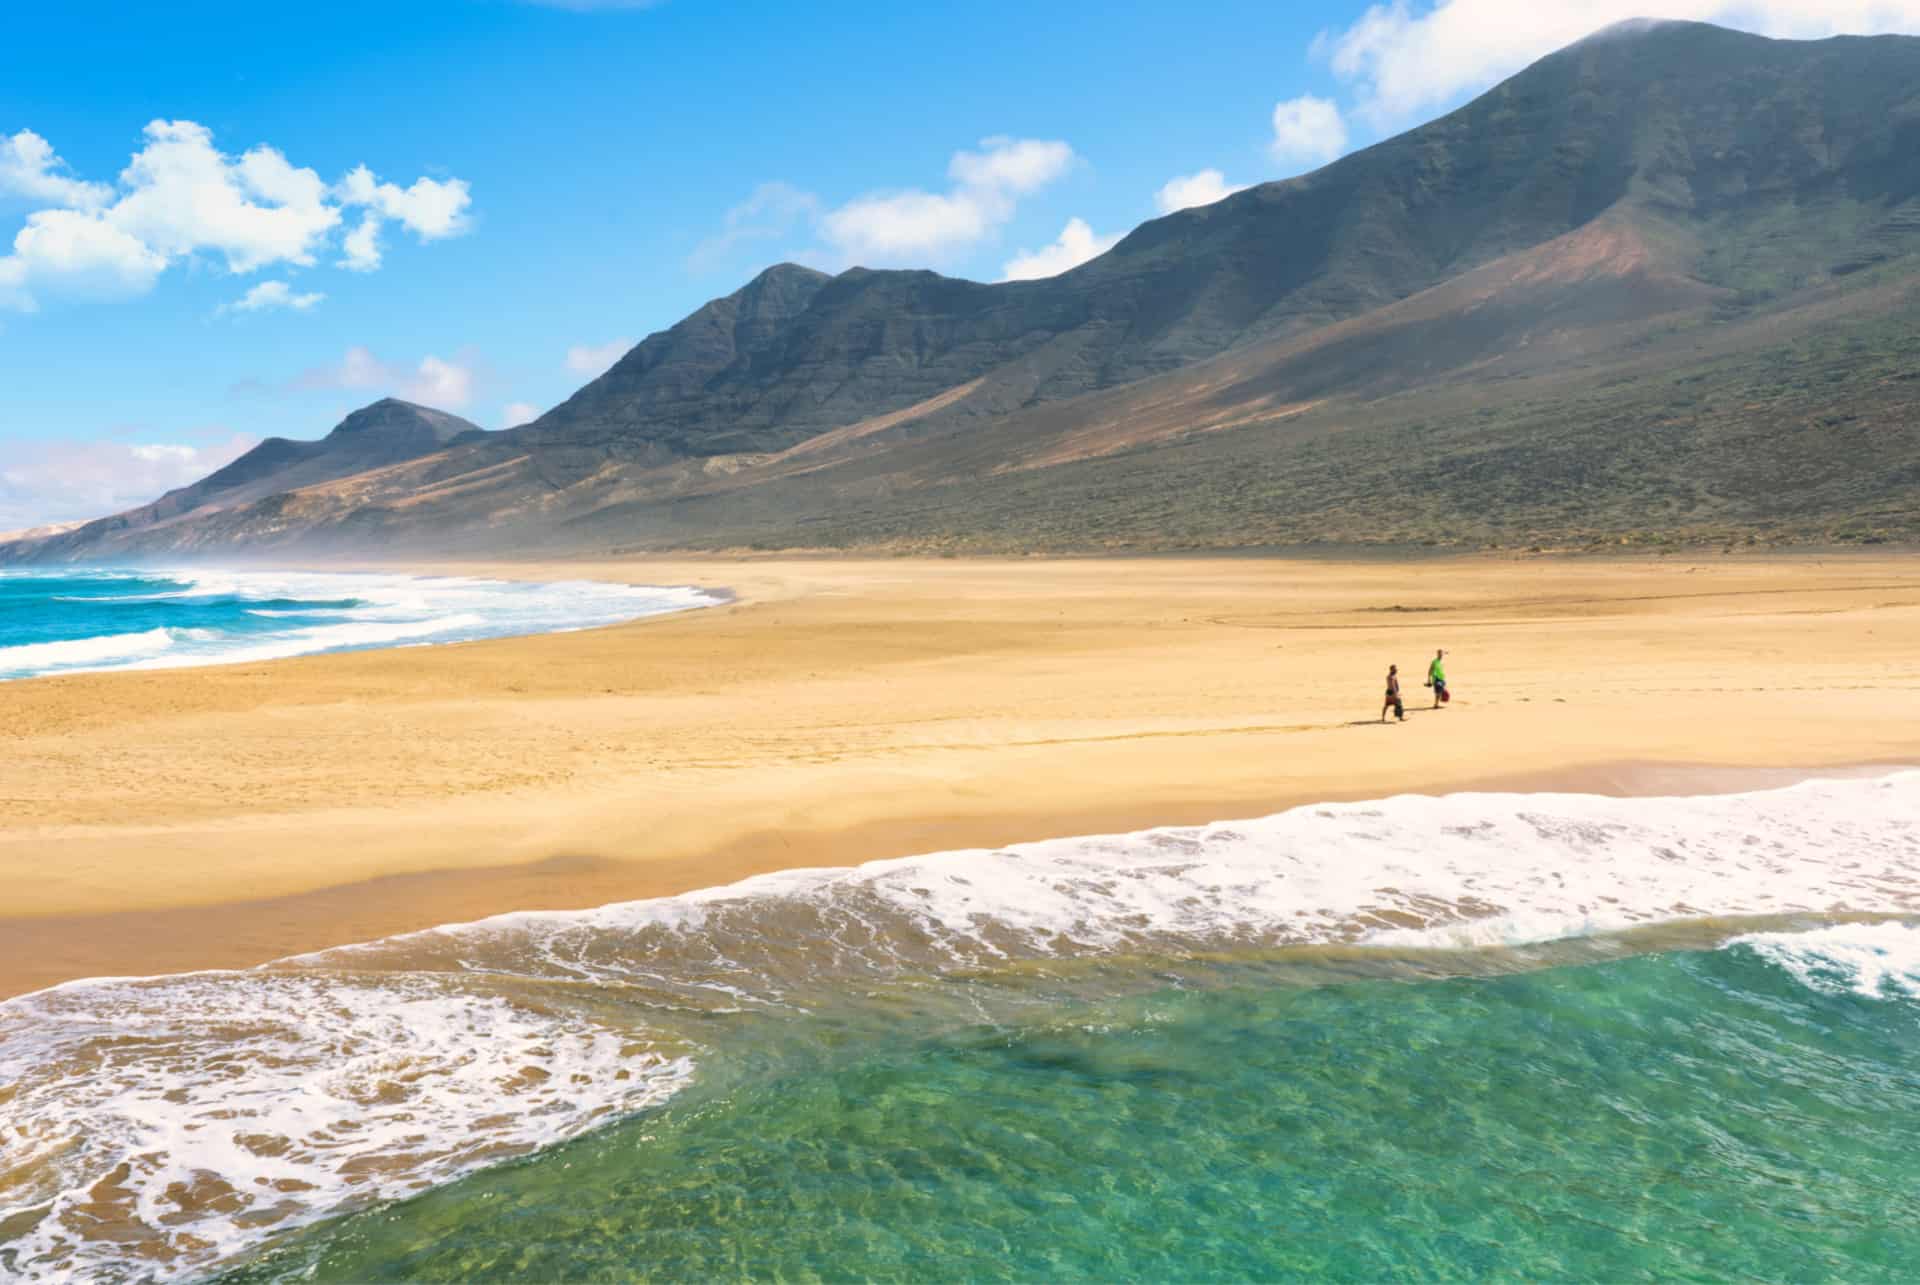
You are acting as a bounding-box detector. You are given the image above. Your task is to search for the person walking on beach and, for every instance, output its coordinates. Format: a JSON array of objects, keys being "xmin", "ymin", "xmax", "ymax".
[
  {"xmin": 1382, "ymin": 664, "xmax": 1405, "ymax": 722},
  {"xmin": 1427, "ymin": 649, "xmax": 1449, "ymax": 708}
]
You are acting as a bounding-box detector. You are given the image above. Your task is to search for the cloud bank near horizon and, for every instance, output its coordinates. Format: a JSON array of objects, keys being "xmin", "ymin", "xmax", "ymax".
[{"xmin": 0, "ymin": 431, "xmax": 260, "ymax": 530}]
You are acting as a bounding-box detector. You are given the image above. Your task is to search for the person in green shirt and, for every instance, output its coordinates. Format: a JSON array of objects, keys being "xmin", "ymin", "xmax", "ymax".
[{"xmin": 1427, "ymin": 649, "xmax": 1449, "ymax": 708}]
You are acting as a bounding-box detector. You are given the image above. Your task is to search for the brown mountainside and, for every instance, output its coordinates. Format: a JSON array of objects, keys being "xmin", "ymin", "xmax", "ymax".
[{"xmin": 9, "ymin": 19, "xmax": 1920, "ymax": 563}]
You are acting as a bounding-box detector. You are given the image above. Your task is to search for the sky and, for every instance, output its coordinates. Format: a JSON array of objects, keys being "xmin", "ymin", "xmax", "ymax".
[{"xmin": 4, "ymin": 0, "xmax": 1918, "ymax": 529}]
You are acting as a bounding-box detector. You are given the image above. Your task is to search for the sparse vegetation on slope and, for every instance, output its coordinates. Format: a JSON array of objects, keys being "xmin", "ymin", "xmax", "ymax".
[{"xmin": 7, "ymin": 20, "xmax": 1920, "ymax": 564}]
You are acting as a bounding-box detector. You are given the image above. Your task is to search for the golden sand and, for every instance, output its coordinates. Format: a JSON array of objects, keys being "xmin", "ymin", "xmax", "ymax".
[{"xmin": 2, "ymin": 554, "xmax": 1915, "ymax": 997}]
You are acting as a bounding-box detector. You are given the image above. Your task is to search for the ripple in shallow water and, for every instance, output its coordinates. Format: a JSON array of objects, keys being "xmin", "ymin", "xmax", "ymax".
[
  {"xmin": 2, "ymin": 772, "xmax": 1916, "ymax": 1279},
  {"xmin": 229, "ymin": 931, "xmax": 1920, "ymax": 1282}
]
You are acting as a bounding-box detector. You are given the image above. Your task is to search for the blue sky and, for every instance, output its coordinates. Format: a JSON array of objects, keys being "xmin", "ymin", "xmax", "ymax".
[{"xmin": 2, "ymin": 0, "xmax": 1913, "ymax": 528}]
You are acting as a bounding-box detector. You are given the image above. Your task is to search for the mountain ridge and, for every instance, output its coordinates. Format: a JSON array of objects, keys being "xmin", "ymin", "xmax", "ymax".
[
  {"xmin": 19, "ymin": 399, "xmax": 486, "ymax": 559},
  {"xmin": 8, "ymin": 20, "xmax": 1920, "ymax": 563}
]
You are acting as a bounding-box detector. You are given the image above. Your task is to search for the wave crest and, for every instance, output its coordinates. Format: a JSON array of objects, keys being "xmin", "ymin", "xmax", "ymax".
[
  {"xmin": 1, "ymin": 569, "xmax": 721, "ymax": 680},
  {"xmin": 0, "ymin": 627, "xmax": 174, "ymax": 670},
  {"xmin": 1733, "ymin": 921, "xmax": 1920, "ymax": 1001},
  {"xmin": 2, "ymin": 770, "xmax": 1914, "ymax": 1279}
]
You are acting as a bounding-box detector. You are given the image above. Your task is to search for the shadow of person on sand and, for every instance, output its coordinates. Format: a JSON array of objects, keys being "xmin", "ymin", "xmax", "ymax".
[{"xmin": 1346, "ymin": 708, "xmax": 1451, "ymax": 727}]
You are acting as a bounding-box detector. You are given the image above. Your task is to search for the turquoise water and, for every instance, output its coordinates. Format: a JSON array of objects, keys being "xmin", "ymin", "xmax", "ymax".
[
  {"xmin": 0, "ymin": 568, "xmax": 717, "ymax": 679},
  {"xmin": 6, "ymin": 775, "xmax": 1916, "ymax": 1281},
  {"xmin": 226, "ymin": 930, "xmax": 1920, "ymax": 1282}
]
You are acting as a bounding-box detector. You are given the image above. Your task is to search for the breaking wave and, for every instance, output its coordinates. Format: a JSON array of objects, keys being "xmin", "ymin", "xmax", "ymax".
[
  {"xmin": 0, "ymin": 568, "xmax": 721, "ymax": 680},
  {"xmin": 1732, "ymin": 921, "xmax": 1920, "ymax": 1002},
  {"xmin": 1, "ymin": 770, "xmax": 1913, "ymax": 1280}
]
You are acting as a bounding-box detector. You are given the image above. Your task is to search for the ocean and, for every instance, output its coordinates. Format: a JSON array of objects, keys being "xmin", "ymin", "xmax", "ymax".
[
  {"xmin": 2, "ymin": 772, "xmax": 1916, "ymax": 1281},
  {"xmin": 0, "ymin": 568, "xmax": 720, "ymax": 681}
]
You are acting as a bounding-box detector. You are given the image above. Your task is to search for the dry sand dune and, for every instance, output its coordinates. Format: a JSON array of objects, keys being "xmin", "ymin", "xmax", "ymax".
[{"xmin": 2, "ymin": 553, "xmax": 1916, "ymax": 997}]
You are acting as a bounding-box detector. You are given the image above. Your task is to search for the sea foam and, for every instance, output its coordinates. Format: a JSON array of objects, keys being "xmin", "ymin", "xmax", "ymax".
[
  {"xmin": 0, "ymin": 568, "xmax": 722, "ymax": 680},
  {"xmin": 2, "ymin": 770, "xmax": 1914, "ymax": 1281},
  {"xmin": 1732, "ymin": 921, "xmax": 1920, "ymax": 1001},
  {"xmin": 0, "ymin": 974, "xmax": 692, "ymax": 1282},
  {"xmin": 331, "ymin": 768, "xmax": 1920, "ymax": 983},
  {"xmin": 0, "ymin": 626, "xmax": 175, "ymax": 670}
]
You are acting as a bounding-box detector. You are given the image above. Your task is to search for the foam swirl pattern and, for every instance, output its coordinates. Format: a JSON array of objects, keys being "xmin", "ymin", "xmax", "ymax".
[{"xmin": 0, "ymin": 771, "xmax": 1914, "ymax": 1280}]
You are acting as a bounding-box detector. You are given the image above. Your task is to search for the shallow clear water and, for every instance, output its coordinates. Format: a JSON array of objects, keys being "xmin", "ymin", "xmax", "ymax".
[
  {"xmin": 0, "ymin": 568, "xmax": 718, "ymax": 679},
  {"xmin": 226, "ymin": 929, "xmax": 1920, "ymax": 1282},
  {"xmin": 3, "ymin": 774, "xmax": 1916, "ymax": 1280}
]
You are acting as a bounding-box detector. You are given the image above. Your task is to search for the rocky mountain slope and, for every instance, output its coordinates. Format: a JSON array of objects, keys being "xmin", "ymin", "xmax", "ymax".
[
  {"xmin": 9, "ymin": 20, "xmax": 1920, "ymax": 563},
  {"xmin": 19, "ymin": 400, "xmax": 484, "ymax": 560}
]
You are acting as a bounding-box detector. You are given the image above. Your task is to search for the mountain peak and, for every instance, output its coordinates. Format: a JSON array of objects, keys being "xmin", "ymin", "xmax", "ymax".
[
  {"xmin": 733, "ymin": 261, "xmax": 835, "ymax": 315},
  {"xmin": 14, "ymin": 21, "xmax": 1920, "ymax": 564},
  {"xmin": 326, "ymin": 399, "xmax": 479, "ymax": 442},
  {"xmin": 751, "ymin": 262, "xmax": 830, "ymax": 287},
  {"xmin": 1579, "ymin": 16, "xmax": 1685, "ymax": 43}
]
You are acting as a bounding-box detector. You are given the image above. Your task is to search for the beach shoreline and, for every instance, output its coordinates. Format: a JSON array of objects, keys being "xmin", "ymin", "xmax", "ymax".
[
  {"xmin": 4, "ymin": 553, "xmax": 1916, "ymax": 999},
  {"xmin": 3, "ymin": 758, "xmax": 1908, "ymax": 1002}
]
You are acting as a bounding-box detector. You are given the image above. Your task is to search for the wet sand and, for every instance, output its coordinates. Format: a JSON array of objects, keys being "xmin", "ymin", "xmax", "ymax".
[{"xmin": 3, "ymin": 554, "xmax": 1916, "ymax": 998}]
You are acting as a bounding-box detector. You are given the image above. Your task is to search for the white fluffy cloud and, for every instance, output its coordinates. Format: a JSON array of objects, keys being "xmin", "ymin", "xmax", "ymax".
[
  {"xmin": 821, "ymin": 137, "xmax": 1075, "ymax": 266},
  {"xmin": 104, "ymin": 121, "xmax": 340, "ymax": 272},
  {"xmin": 822, "ymin": 190, "xmax": 998, "ymax": 262},
  {"xmin": 335, "ymin": 164, "xmax": 471, "ymax": 239},
  {"xmin": 502, "ymin": 401, "xmax": 542, "ymax": 428},
  {"xmin": 703, "ymin": 137, "xmax": 1080, "ymax": 273},
  {"xmin": 565, "ymin": 338, "xmax": 634, "ymax": 378},
  {"xmin": 814, "ymin": 135, "xmax": 1075, "ymax": 265},
  {"xmin": 0, "ymin": 120, "xmax": 472, "ymax": 312},
  {"xmin": 7, "ymin": 208, "xmax": 166, "ymax": 302},
  {"xmin": 222, "ymin": 280, "xmax": 325, "ymax": 315},
  {"xmin": 1270, "ymin": 96, "xmax": 1350, "ymax": 169},
  {"xmin": 294, "ymin": 346, "xmax": 476, "ymax": 409},
  {"xmin": 945, "ymin": 138, "xmax": 1077, "ymax": 196},
  {"xmin": 408, "ymin": 355, "xmax": 473, "ymax": 408},
  {"xmin": 1000, "ymin": 217, "xmax": 1122, "ymax": 281},
  {"xmin": 0, "ymin": 130, "xmax": 112, "ymax": 209},
  {"xmin": 1155, "ymin": 169, "xmax": 1249, "ymax": 214},
  {"xmin": 1316, "ymin": 0, "xmax": 1920, "ymax": 130},
  {"xmin": 0, "ymin": 431, "xmax": 259, "ymax": 529},
  {"xmin": 339, "ymin": 213, "xmax": 383, "ymax": 272}
]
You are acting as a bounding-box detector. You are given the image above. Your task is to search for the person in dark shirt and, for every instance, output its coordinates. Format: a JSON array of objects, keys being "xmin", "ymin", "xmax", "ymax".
[{"xmin": 1382, "ymin": 664, "xmax": 1405, "ymax": 723}]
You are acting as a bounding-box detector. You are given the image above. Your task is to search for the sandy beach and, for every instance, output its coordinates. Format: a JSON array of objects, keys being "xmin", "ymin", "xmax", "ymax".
[{"xmin": 3, "ymin": 553, "xmax": 1916, "ymax": 998}]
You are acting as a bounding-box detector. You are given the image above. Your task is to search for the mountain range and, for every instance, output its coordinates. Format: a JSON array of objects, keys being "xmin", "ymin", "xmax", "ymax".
[{"xmin": 11, "ymin": 18, "xmax": 1920, "ymax": 563}]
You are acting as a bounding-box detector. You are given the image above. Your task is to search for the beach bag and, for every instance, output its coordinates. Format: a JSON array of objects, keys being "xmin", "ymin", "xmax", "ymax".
[{"xmin": 1440, "ymin": 687, "xmax": 1451, "ymax": 704}]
